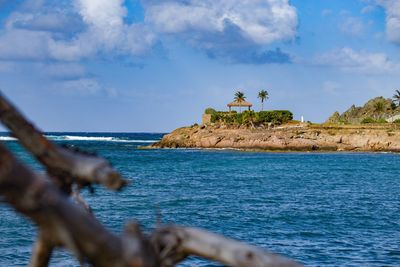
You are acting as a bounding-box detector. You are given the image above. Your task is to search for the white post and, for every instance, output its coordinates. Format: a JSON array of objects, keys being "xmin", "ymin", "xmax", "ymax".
[{"xmin": 301, "ymin": 116, "xmax": 304, "ymax": 123}]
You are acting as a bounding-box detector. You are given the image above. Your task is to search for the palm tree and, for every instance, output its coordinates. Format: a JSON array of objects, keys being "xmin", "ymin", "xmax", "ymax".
[
  {"xmin": 373, "ymin": 100, "xmax": 385, "ymax": 119},
  {"xmin": 234, "ymin": 91, "xmax": 246, "ymax": 113},
  {"xmin": 257, "ymin": 90, "xmax": 269, "ymax": 111},
  {"xmin": 393, "ymin": 89, "xmax": 400, "ymax": 107}
]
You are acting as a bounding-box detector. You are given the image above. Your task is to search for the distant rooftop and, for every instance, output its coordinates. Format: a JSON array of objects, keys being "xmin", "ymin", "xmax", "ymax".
[{"xmin": 227, "ymin": 100, "xmax": 253, "ymax": 107}]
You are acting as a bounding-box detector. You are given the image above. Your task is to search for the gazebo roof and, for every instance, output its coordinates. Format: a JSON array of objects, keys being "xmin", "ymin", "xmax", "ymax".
[{"xmin": 227, "ymin": 100, "xmax": 253, "ymax": 107}]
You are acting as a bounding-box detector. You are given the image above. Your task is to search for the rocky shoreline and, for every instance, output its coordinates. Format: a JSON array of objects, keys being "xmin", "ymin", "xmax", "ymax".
[{"xmin": 149, "ymin": 123, "xmax": 400, "ymax": 152}]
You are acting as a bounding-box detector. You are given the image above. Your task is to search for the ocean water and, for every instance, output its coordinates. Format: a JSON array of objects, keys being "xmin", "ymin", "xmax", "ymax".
[{"xmin": 0, "ymin": 132, "xmax": 400, "ymax": 266}]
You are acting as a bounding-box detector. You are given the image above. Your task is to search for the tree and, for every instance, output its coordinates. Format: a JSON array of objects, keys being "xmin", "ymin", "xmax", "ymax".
[
  {"xmin": 373, "ymin": 100, "xmax": 386, "ymax": 119},
  {"xmin": 234, "ymin": 91, "xmax": 246, "ymax": 113},
  {"xmin": 257, "ymin": 90, "xmax": 269, "ymax": 111},
  {"xmin": 393, "ymin": 89, "xmax": 400, "ymax": 107}
]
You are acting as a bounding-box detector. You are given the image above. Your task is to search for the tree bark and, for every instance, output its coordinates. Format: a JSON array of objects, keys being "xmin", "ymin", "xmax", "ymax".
[
  {"xmin": 0, "ymin": 143, "xmax": 157, "ymax": 267},
  {"xmin": 0, "ymin": 93, "xmax": 127, "ymax": 191},
  {"xmin": 29, "ymin": 233, "xmax": 54, "ymax": 267},
  {"xmin": 152, "ymin": 226, "xmax": 301, "ymax": 267},
  {"xmin": 0, "ymin": 91, "xmax": 302, "ymax": 267}
]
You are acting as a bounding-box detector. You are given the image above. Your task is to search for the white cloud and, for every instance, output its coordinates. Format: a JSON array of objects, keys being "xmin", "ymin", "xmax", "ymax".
[
  {"xmin": 39, "ymin": 62, "xmax": 88, "ymax": 79},
  {"xmin": 0, "ymin": 0, "xmax": 297, "ymax": 64},
  {"xmin": 74, "ymin": 0, "xmax": 126, "ymax": 50},
  {"xmin": 51, "ymin": 77, "xmax": 119, "ymax": 97},
  {"xmin": 144, "ymin": 0, "xmax": 298, "ymax": 45},
  {"xmin": 5, "ymin": 11, "xmax": 83, "ymax": 33},
  {"xmin": 361, "ymin": 5, "xmax": 376, "ymax": 14},
  {"xmin": 0, "ymin": 0, "xmax": 156, "ymax": 62},
  {"xmin": 314, "ymin": 47, "xmax": 398, "ymax": 74},
  {"xmin": 53, "ymin": 78, "xmax": 103, "ymax": 95},
  {"xmin": 377, "ymin": 0, "xmax": 400, "ymax": 44},
  {"xmin": 65, "ymin": 0, "xmax": 156, "ymax": 58},
  {"xmin": 339, "ymin": 16, "xmax": 364, "ymax": 37},
  {"xmin": 0, "ymin": 29, "xmax": 53, "ymax": 61}
]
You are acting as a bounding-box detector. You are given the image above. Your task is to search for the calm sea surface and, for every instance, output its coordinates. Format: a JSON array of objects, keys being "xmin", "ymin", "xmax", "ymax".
[{"xmin": 1, "ymin": 132, "xmax": 400, "ymax": 266}]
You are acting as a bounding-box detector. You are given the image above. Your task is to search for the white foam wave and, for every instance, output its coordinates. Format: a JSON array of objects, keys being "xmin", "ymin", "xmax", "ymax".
[
  {"xmin": 0, "ymin": 136, "xmax": 17, "ymax": 141},
  {"xmin": 65, "ymin": 136, "xmax": 114, "ymax": 141},
  {"xmin": 47, "ymin": 135, "xmax": 158, "ymax": 143},
  {"xmin": 0, "ymin": 135, "xmax": 158, "ymax": 143}
]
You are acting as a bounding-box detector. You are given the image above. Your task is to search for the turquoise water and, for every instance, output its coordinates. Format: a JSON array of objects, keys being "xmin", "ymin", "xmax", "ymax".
[{"xmin": 1, "ymin": 133, "xmax": 400, "ymax": 266}]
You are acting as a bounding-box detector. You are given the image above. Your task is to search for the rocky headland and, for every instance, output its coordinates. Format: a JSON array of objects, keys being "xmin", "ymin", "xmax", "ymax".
[
  {"xmin": 150, "ymin": 123, "xmax": 400, "ymax": 152},
  {"xmin": 149, "ymin": 96, "xmax": 400, "ymax": 152}
]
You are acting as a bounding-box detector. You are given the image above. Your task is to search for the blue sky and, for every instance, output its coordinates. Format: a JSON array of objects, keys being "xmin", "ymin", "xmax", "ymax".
[{"xmin": 0, "ymin": 0, "xmax": 399, "ymax": 132}]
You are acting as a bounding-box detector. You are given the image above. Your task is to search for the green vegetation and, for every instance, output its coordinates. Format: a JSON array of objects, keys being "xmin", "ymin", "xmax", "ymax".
[
  {"xmin": 205, "ymin": 89, "xmax": 291, "ymax": 125},
  {"xmin": 208, "ymin": 109, "xmax": 293, "ymax": 125},
  {"xmin": 361, "ymin": 117, "xmax": 376, "ymax": 124},
  {"xmin": 234, "ymin": 91, "xmax": 246, "ymax": 113},
  {"xmin": 393, "ymin": 90, "xmax": 400, "ymax": 107},
  {"xmin": 393, "ymin": 119, "xmax": 400, "ymax": 124},
  {"xmin": 234, "ymin": 91, "xmax": 246, "ymax": 102},
  {"xmin": 257, "ymin": 110, "xmax": 293, "ymax": 124},
  {"xmin": 257, "ymin": 90, "xmax": 269, "ymax": 111},
  {"xmin": 361, "ymin": 117, "xmax": 388, "ymax": 124},
  {"xmin": 326, "ymin": 96, "xmax": 399, "ymax": 124},
  {"xmin": 204, "ymin": 108, "xmax": 217, "ymax": 115},
  {"xmin": 391, "ymin": 101, "xmax": 397, "ymax": 110}
]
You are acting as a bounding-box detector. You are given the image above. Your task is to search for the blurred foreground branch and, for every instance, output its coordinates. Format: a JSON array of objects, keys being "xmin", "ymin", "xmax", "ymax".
[
  {"xmin": 0, "ymin": 91, "xmax": 301, "ymax": 267},
  {"xmin": 0, "ymin": 92, "xmax": 127, "ymax": 191},
  {"xmin": 152, "ymin": 226, "xmax": 300, "ymax": 267}
]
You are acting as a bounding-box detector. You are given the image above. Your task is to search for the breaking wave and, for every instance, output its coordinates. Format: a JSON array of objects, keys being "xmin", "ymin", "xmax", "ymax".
[
  {"xmin": 0, "ymin": 135, "xmax": 158, "ymax": 143},
  {"xmin": 0, "ymin": 136, "xmax": 17, "ymax": 141}
]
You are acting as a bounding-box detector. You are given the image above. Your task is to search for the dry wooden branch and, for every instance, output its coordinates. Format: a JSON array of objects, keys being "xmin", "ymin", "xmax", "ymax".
[
  {"xmin": 152, "ymin": 226, "xmax": 302, "ymax": 267},
  {"xmin": 0, "ymin": 92, "xmax": 127, "ymax": 190},
  {"xmin": 0, "ymin": 140, "xmax": 301, "ymax": 267},
  {"xmin": 29, "ymin": 232, "xmax": 54, "ymax": 267},
  {"xmin": 0, "ymin": 143, "xmax": 156, "ymax": 267},
  {"xmin": 0, "ymin": 92, "xmax": 302, "ymax": 267}
]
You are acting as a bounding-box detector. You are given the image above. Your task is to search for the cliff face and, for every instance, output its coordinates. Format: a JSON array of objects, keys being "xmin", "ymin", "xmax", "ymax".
[{"xmin": 151, "ymin": 124, "xmax": 400, "ymax": 152}]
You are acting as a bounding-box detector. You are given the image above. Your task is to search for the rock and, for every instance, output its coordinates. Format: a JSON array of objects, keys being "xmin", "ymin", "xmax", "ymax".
[{"xmin": 149, "ymin": 123, "xmax": 400, "ymax": 152}]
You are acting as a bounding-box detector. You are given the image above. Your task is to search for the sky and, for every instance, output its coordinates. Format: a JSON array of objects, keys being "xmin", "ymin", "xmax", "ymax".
[{"xmin": 0, "ymin": 0, "xmax": 399, "ymax": 132}]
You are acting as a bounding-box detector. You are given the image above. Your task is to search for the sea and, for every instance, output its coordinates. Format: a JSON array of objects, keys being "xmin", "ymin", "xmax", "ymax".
[{"xmin": 0, "ymin": 132, "xmax": 399, "ymax": 266}]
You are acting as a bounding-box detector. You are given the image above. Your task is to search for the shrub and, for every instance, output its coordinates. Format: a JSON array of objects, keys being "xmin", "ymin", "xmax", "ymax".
[
  {"xmin": 204, "ymin": 108, "xmax": 217, "ymax": 115},
  {"xmin": 242, "ymin": 110, "xmax": 256, "ymax": 123},
  {"xmin": 210, "ymin": 110, "xmax": 241, "ymax": 123},
  {"xmin": 218, "ymin": 111, "xmax": 237, "ymax": 114},
  {"xmin": 361, "ymin": 117, "xmax": 376, "ymax": 124},
  {"xmin": 210, "ymin": 113, "xmax": 221, "ymax": 123},
  {"xmin": 210, "ymin": 110, "xmax": 293, "ymax": 125},
  {"xmin": 256, "ymin": 110, "xmax": 293, "ymax": 124},
  {"xmin": 376, "ymin": 118, "xmax": 388, "ymax": 124},
  {"xmin": 393, "ymin": 119, "xmax": 400, "ymax": 124},
  {"xmin": 234, "ymin": 113, "xmax": 244, "ymax": 124}
]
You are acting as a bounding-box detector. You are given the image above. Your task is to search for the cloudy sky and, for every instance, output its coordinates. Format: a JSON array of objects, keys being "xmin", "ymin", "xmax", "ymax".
[{"xmin": 0, "ymin": 0, "xmax": 399, "ymax": 132}]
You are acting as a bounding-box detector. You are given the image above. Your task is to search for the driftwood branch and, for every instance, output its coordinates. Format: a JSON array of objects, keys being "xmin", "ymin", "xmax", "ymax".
[
  {"xmin": 0, "ymin": 92, "xmax": 127, "ymax": 190},
  {"xmin": 29, "ymin": 188, "xmax": 92, "ymax": 267},
  {"xmin": 152, "ymin": 226, "xmax": 301, "ymax": 267},
  {"xmin": 29, "ymin": 232, "xmax": 54, "ymax": 267},
  {"xmin": 0, "ymin": 141, "xmax": 301, "ymax": 266},
  {"xmin": 0, "ymin": 92, "xmax": 301, "ymax": 267},
  {"xmin": 0, "ymin": 143, "xmax": 156, "ymax": 267}
]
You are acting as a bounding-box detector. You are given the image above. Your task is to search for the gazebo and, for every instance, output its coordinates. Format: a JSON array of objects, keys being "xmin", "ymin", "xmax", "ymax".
[{"xmin": 227, "ymin": 100, "xmax": 253, "ymax": 112}]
